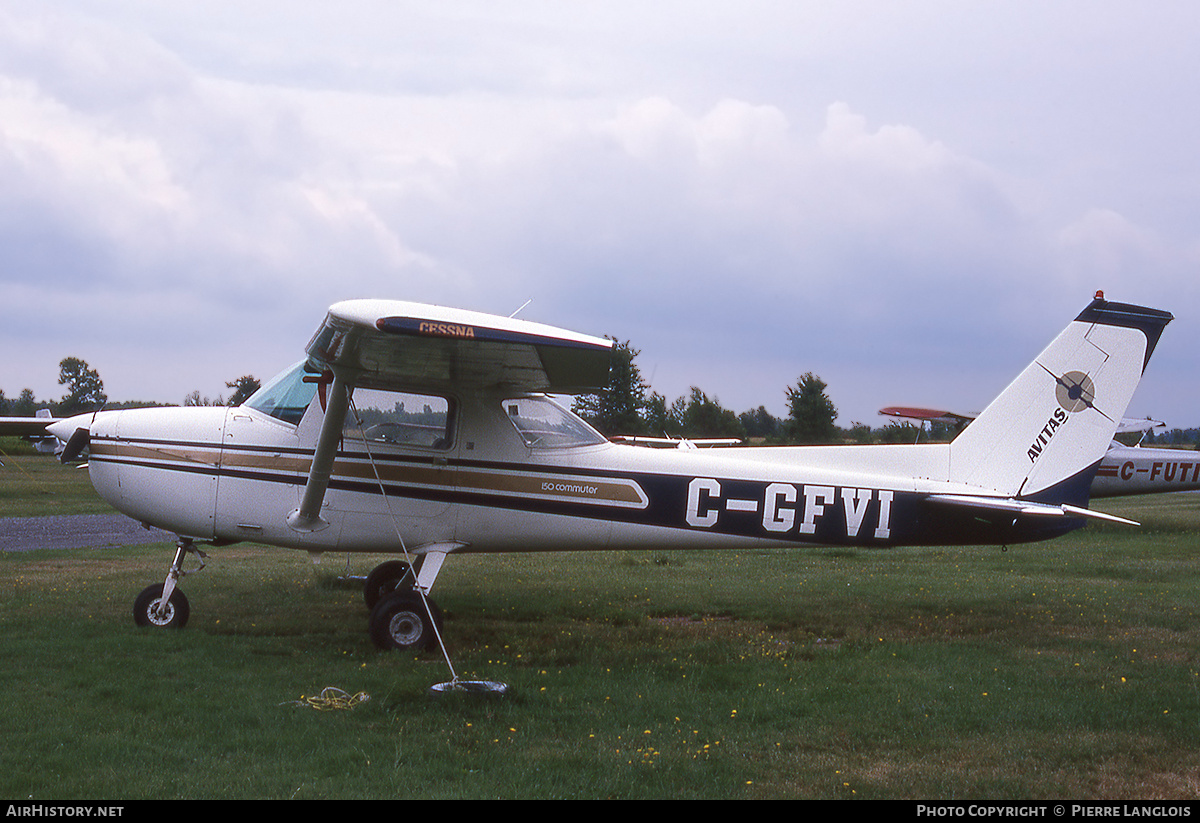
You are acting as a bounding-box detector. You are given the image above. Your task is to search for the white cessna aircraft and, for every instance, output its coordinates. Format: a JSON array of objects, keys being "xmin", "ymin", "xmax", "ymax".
[{"xmin": 6, "ymin": 293, "xmax": 1173, "ymax": 651}]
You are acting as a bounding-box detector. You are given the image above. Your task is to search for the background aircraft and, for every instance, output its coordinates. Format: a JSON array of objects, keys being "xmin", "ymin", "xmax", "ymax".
[
  {"xmin": 2, "ymin": 294, "xmax": 1174, "ymax": 653},
  {"xmin": 0, "ymin": 409, "xmax": 60, "ymax": 459},
  {"xmin": 879, "ymin": 407, "xmax": 1197, "ymax": 497}
]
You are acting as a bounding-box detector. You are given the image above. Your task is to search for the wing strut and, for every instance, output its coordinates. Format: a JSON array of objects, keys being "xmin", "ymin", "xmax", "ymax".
[{"xmin": 287, "ymin": 369, "xmax": 351, "ymax": 533}]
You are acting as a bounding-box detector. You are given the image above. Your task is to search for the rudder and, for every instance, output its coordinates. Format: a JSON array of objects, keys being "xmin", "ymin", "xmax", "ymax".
[{"xmin": 947, "ymin": 294, "xmax": 1172, "ymax": 503}]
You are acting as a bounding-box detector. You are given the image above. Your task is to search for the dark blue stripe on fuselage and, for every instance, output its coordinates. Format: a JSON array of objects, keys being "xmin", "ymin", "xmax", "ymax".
[{"xmin": 94, "ymin": 438, "xmax": 1088, "ymax": 548}]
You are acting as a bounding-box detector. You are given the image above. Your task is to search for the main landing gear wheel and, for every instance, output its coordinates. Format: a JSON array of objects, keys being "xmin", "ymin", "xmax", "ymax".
[
  {"xmin": 133, "ymin": 584, "xmax": 190, "ymax": 629},
  {"xmin": 363, "ymin": 560, "xmax": 413, "ymax": 610},
  {"xmin": 368, "ymin": 592, "xmax": 442, "ymax": 651}
]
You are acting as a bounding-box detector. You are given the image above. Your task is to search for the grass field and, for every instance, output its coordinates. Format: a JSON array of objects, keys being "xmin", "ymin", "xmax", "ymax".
[{"xmin": 2, "ymin": 451, "xmax": 1200, "ymax": 799}]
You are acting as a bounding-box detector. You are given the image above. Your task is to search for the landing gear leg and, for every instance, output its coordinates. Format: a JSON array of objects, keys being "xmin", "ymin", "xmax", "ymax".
[{"xmin": 133, "ymin": 537, "xmax": 207, "ymax": 629}]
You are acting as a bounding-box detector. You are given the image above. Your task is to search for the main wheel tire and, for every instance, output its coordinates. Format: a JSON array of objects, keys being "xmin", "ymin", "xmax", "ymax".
[
  {"xmin": 133, "ymin": 584, "xmax": 190, "ymax": 629},
  {"xmin": 368, "ymin": 592, "xmax": 442, "ymax": 651},
  {"xmin": 363, "ymin": 560, "xmax": 413, "ymax": 610}
]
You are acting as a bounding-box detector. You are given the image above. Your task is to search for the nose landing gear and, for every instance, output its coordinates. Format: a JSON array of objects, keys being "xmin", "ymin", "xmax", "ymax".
[{"xmin": 133, "ymin": 537, "xmax": 207, "ymax": 629}]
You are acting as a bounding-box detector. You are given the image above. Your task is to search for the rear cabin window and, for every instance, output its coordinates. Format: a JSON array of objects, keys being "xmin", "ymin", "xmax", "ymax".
[
  {"xmin": 503, "ymin": 396, "xmax": 607, "ymax": 448},
  {"xmin": 346, "ymin": 388, "xmax": 453, "ymax": 450}
]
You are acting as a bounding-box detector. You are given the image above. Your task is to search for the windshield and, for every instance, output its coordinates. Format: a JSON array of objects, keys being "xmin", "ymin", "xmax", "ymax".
[
  {"xmin": 244, "ymin": 361, "xmax": 318, "ymax": 425},
  {"xmin": 503, "ymin": 396, "xmax": 607, "ymax": 448}
]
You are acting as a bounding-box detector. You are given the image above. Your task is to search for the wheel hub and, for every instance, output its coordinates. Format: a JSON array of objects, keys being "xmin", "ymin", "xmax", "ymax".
[
  {"xmin": 146, "ymin": 599, "xmax": 175, "ymax": 626},
  {"xmin": 388, "ymin": 610, "xmax": 423, "ymax": 645}
]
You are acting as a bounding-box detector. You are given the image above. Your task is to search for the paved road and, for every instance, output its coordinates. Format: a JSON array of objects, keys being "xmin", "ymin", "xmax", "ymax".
[{"xmin": 0, "ymin": 514, "xmax": 173, "ymax": 552}]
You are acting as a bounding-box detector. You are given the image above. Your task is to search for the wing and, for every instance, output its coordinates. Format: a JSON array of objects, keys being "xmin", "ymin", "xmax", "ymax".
[
  {"xmin": 877, "ymin": 406, "xmax": 976, "ymax": 425},
  {"xmin": 611, "ymin": 435, "xmax": 743, "ymax": 449},
  {"xmin": 0, "ymin": 416, "xmax": 58, "ymax": 437},
  {"xmin": 303, "ymin": 299, "xmax": 613, "ymax": 394},
  {"xmin": 1116, "ymin": 416, "xmax": 1164, "ymax": 435},
  {"xmin": 288, "ymin": 300, "xmax": 613, "ymax": 533},
  {"xmin": 881, "ymin": 406, "xmax": 1165, "ymax": 438},
  {"xmin": 0, "ymin": 411, "xmax": 66, "ymax": 457}
]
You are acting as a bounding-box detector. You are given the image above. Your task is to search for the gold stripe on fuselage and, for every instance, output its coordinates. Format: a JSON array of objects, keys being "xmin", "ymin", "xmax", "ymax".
[
  {"xmin": 93, "ymin": 440, "xmax": 648, "ymax": 509},
  {"xmin": 89, "ymin": 440, "xmax": 222, "ymax": 467}
]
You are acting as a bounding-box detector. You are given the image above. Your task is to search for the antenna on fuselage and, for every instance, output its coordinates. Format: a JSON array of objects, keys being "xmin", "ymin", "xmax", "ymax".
[{"xmin": 508, "ymin": 298, "xmax": 533, "ymax": 318}]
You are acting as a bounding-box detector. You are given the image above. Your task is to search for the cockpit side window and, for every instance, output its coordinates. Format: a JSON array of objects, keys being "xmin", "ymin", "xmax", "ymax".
[
  {"xmin": 503, "ymin": 395, "xmax": 607, "ymax": 448},
  {"xmin": 244, "ymin": 362, "xmax": 318, "ymax": 425},
  {"xmin": 346, "ymin": 388, "xmax": 454, "ymax": 450}
]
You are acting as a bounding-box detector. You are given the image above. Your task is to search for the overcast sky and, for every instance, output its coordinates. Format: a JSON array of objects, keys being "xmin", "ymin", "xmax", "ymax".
[{"xmin": 3, "ymin": 1, "xmax": 1198, "ymax": 429}]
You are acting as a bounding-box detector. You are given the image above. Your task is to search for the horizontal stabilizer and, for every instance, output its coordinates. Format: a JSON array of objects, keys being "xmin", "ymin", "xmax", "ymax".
[{"xmin": 927, "ymin": 494, "xmax": 1139, "ymax": 526}]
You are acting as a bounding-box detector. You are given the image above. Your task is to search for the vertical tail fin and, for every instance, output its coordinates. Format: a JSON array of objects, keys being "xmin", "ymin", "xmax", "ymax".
[{"xmin": 948, "ymin": 294, "xmax": 1172, "ymax": 504}]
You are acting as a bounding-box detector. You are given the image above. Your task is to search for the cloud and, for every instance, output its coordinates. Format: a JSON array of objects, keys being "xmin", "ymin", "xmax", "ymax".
[
  {"xmin": 1, "ymin": 3, "xmax": 1196, "ymax": 430},
  {"xmin": 1059, "ymin": 209, "xmax": 1164, "ymax": 281}
]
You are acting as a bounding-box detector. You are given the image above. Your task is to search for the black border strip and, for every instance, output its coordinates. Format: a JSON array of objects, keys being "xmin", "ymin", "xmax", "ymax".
[{"xmin": 1074, "ymin": 298, "xmax": 1174, "ymax": 371}]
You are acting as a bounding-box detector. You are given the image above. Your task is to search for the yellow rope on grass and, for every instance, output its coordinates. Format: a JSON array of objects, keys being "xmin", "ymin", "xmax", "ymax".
[{"xmin": 286, "ymin": 687, "xmax": 370, "ymax": 711}]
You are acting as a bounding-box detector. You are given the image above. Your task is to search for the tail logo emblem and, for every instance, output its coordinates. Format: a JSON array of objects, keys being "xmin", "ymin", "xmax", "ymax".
[
  {"xmin": 1028, "ymin": 370, "xmax": 1100, "ymax": 463},
  {"xmin": 1054, "ymin": 370, "xmax": 1097, "ymax": 414}
]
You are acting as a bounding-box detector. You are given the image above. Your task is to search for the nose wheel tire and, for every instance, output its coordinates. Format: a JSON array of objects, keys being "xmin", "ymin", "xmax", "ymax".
[
  {"xmin": 368, "ymin": 592, "xmax": 442, "ymax": 651},
  {"xmin": 133, "ymin": 584, "xmax": 190, "ymax": 629}
]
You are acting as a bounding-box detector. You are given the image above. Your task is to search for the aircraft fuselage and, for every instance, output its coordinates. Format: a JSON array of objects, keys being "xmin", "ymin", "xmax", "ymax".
[
  {"xmin": 1092, "ymin": 446, "xmax": 1200, "ymax": 497},
  {"xmin": 72, "ymin": 389, "xmax": 1082, "ymax": 560}
]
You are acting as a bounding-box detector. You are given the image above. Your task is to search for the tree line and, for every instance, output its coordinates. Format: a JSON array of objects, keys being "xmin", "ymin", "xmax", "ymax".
[
  {"xmin": 570, "ymin": 339, "xmax": 1200, "ymax": 447},
  {"xmin": 6, "ymin": 350, "xmax": 894, "ymax": 444},
  {"xmin": 0, "ymin": 357, "xmax": 260, "ymax": 417},
  {"xmin": 0, "ymin": 351, "xmax": 956, "ymax": 445},
  {"xmin": 571, "ymin": 339, "xmax": 959, "ymax": 445},
  {"xmin": 12, "ymin": 351, "xmax": 1197, "ymax": 448}
]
